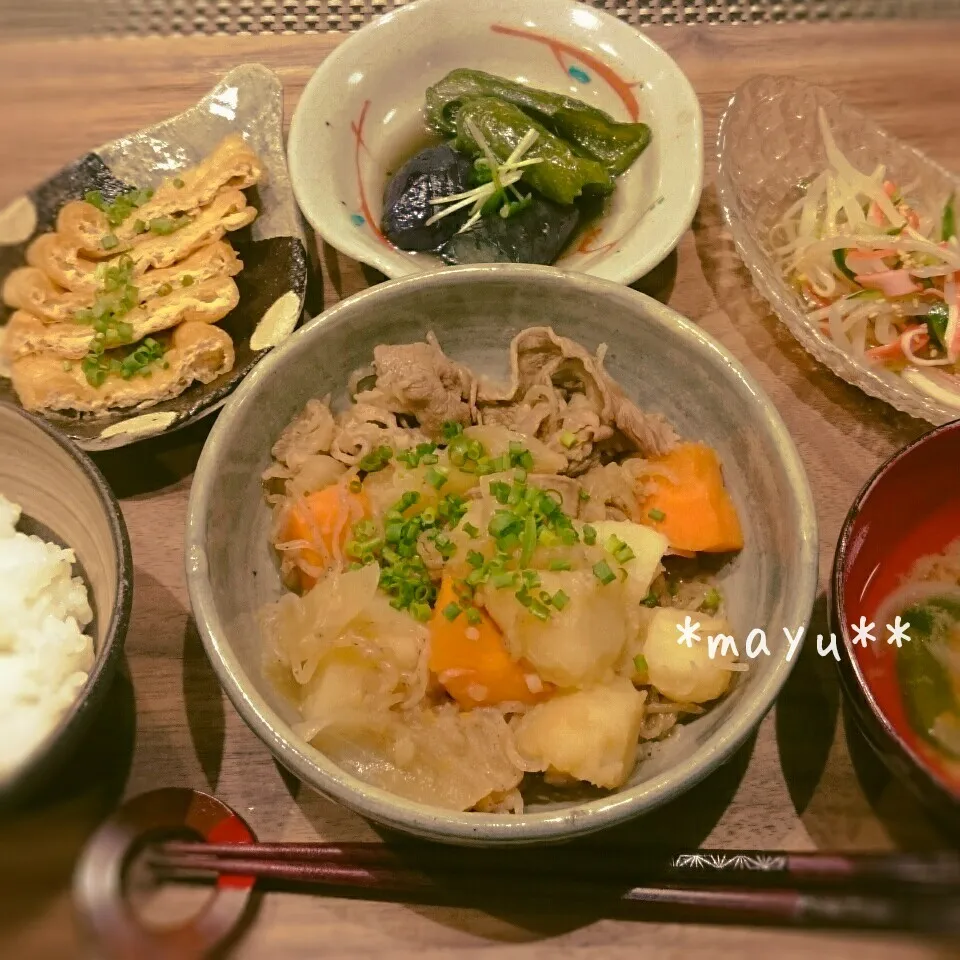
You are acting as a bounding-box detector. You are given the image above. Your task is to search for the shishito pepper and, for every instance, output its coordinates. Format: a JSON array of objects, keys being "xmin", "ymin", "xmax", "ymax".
[
  {"xmin": 427, "ymin": 69, "xmax": 651, "ymax": 176},
  {"xmin": 453, "ymin": 97, "xmax": 613, "ymax": 206}
]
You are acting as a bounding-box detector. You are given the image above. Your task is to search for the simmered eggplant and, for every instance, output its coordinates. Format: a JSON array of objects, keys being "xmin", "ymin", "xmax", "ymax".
[
  {"xmin": 438, "ymin": 193, "xmax": 580, "ymax": 266},
  {"xmin": 381, "ymin": 144, "xmax": 474, "ymax": 251}
]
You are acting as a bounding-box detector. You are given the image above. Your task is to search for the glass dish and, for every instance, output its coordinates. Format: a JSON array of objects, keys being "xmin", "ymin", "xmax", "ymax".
[{"xmin": 716, "ymin": 74, "xmax": 960, "ymax": 425}]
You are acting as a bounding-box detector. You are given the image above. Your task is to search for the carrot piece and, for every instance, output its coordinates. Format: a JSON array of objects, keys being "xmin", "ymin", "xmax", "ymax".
[
  {"xmin": 281, "ymin": 485, "xmax": 369, "ymax": 589},
  {"xmin": 637, "ymin": 443, "xmax": 744, "ymax": 554},
  {"xmin": 428, "ymin": 576, "xmax": 548, "ymax": 708}
]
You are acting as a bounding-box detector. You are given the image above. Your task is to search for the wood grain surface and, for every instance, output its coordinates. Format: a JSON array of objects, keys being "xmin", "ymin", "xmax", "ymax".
[{"xmin": 1, "ymin": 22, "xmax": 960, "ymax": 960}]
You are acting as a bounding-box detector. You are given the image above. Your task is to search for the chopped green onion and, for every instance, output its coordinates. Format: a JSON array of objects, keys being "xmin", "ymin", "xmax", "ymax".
[
  {"xmin": 593, "ymin": 560, "xmax": 615, "ymax": 585},
  {"xmin": 442, "ymin": 420, "xmax": 463, "ymax": 440},
  {"xmin": 425, "ymin": 466, "xmax": 448, "ymax": 490},
  {"xmin": 420, "ymin": 453, "xmax": 439, "ymax": 465},
  {"xmin": 462, "ymin": 522, "xmax": 480, "ymax": 539},
  {"xmin": 181, "ymin": 274, "xmax": 194, "ymax": 287},
  {"xmin": 157, "ymin": 282, "xmax": 173, "ymax": 297},
  {"xmin": 700, "ymin": 587, "xmax": 722, "ymax": 615},
  {"xmin": 641, "ymin": 591, "xmax": 659, "ymax": 608},
  {"xmin": 633, "ymin": 654, "xmax": 647, "ymax": 673},
  {"xmin": 349, "ymin": 479, "xmax": 362, "ymax": 493},
  {"xmin": 578, "ymin": 489, "xmax": 590, "ymax": 502},
  {"xmin": 551, "ymin": 589, "xmax": 570, "ymax": 611},
  {"xmin": 133, "ymin": 219, "xmax": 147, "ymax": 234},
  {"xmin": 491, "ymin": 571, "xmax": 517, "ymax": 589},
  {"xmin": 466, "ymin": 550, "xmax": 485, "ymax": 569},
  {"xmin": 583, "ymin": 525, "xmax": 597, "ymax": 546},
  {"xmin": 559, "ymin": 431, "xmax": 577, "ymax": 449},
  {"xmin": 465, "ymin": 607, "xmax": 482, "ymax": 626},
  {"xmin": 519, "ymin": 513, "xmax": 537, "ymax": 567},
  {"xmin": 442, "ymin": 602, "xmax": 461, "ymax": 622},
  {"xmin": 648, "ymin": 508, "xmax": 666, "ymax": 522},
  {"xmin": 410, "ymin": 602, "xmax": 431, "ymax": 622},
  {"xmin": 101, "ymin": 234, "xmax": 119, "ymax": 250},
  {"xmin": 832, "ymin": 248, "xmax": 857, "ymax": 282},
  {"xmin": 548, "ymin": 558, "xmax": 571, "ymax": 572}
]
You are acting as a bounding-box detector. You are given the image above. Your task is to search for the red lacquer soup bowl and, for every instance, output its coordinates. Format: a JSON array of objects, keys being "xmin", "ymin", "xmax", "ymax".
[{"xmin": 832, "ymin": 421, "xmax": 960, "ymax": 835}]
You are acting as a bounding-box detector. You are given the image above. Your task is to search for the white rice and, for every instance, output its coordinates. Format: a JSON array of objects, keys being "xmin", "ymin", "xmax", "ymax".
[{"xmin": 0, "ymin": 493, "xmax": 94, "ymax": 778}]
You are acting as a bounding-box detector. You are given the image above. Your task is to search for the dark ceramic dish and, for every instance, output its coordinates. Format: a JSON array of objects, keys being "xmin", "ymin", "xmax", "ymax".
[
  {"xmin": 0, "ymin": 402, "xmax": 133, "ymax": 810},
  {"xmin": 0, "ymin": 65, "xmax": 308, "ymax": 452},
  {"xmin": 832, "ymin": 421, "xmax": 960, "ymax": 836}
]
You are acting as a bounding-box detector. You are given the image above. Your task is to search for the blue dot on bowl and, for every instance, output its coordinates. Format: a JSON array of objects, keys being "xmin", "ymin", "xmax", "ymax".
[
  {"xmin": 568, "ymin": 66, "xmax": 590, "ymax": 84},
  {"xmin": 350, "ymin": 213, "xmax": 366, "ymax": 227}
]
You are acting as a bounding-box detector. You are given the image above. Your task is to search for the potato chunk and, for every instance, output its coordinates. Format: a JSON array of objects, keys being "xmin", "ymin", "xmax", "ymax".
[
  {"xmin": 643, "ymin": 608, "xmax": 737, "ymax": 704},
  {"xmin": 512, "ymin": 678, "xmax": 646, "ymax": 788},
  {"xmin": 481, "ymin": 570, "xmax": 627, "ymax": 687}
]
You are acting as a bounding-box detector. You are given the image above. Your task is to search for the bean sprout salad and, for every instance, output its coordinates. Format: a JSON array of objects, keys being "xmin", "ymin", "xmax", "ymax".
[{"xmin": 771, "ymin": 109, "xmax": 958, "ymax": 389}]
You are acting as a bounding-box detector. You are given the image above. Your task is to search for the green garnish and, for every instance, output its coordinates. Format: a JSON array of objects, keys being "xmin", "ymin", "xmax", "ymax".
[
  {"xmin": 548, "ymin": 559, "xmax": 571, "ymax": 571},
  {"xmin": 133, "ymin": 219, "xmax": 148, "ymax": 234},
  {"xmin": 425, "ymin": 466, "xmax": 449, "ymax": 490},
  {"xmin": 648, "ymin": 508, "xmax": 666, "ymax": 522},
  {"xmin": 578, "ymin": 489, "xmax": 590, "ymax": 502},
  {"xmin": 149, "ymin": 214, "xmax": 192, "ymax": 236},
  {"xmin": 358, "ymin": 445, "xmax": 393, "ymax": 474},
  {"xmin": 100, "ymin": 234, "xmax": 119, "ymax": 250},
  {"xmin": 700, "ymin": 587, "xmax": 722, "ymax": 615},
  {"xmin": 551, "ymin": 589, "xmax": 570, "ymax": 611},
  {"xmin": 943, "ymin": 192, "xmax": 956, "ymax": 242},
  {"xmin": 559, "ymin": 430, "xmax": 577, "ymax": 449},
  {"xmin": 465, "ymin": 607, "xmax": 482, "ymax": 626},
  {"xmin": 633, "ymin": 654, "xmax": 647, "ymax": 673},
  {"xmin": 80, "ymin": 336, "xmax": 165, "ymax": 388},
  {"xmin": 832, "ymin": 248, "xmax": 857, "ymax": 282},
  {"xmin": 583, "ymin": 525, "xmax": 597, "ymax": 545},
  {"xmin": 157, "ymin": 282, "xmax": 173, "ymax": 297},
  {"xmin": 442, "ymin": 420, "xmax": 464, "ymax": 440},
  {"xmin": 927, "ymin": 301, "xmax": 951, "ymax": 350},
  {"xmin": 641, "ymin": 591, "xmax": 659, "ymax": 608},
  {"xmin": 348, "ymin": 478, "xmax": 363, "ymax": 493},
  {"xmin": 85, "ymin": 186, "xmax": 153, "ymax": 227},
  {"xmin": 463, "ymin": 522, "xmax": 480, "ymax": 539},
  {"xmin": 181, "ymin": 274, "xmax": 194, "ymax": 287},
  {"xmin": 593, "ymin": 560, "xmax": 615, "ymax": 585},
  {"xmin": 173, "ymin": 177, "xmax": 185, "ymax": 188},
  {"xmin": 443, "ymin": 602, "xmax": 462, "ymax": 622}
]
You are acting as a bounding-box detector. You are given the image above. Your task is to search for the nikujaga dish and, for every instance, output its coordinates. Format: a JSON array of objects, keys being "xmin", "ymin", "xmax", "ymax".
[
  {"xmin": 380, "ymin": 70, "xmax": 651, "ymax": 267},
  {"xmin": 258, "ymin": 326, "xmax": 745, "ymax": 813}
]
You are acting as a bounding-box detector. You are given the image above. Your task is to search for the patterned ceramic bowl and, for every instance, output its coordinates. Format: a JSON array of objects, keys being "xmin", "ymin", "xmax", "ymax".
[
  {"xmin": 186, "ymin": 264, "xmax": 817, "ymax": 846},
  {"xmin": 0, "ymin": 65, "xmax": 308, "ymax": 452},
  {"xmin": 717, "ymin": 74, "xmax": 960, "ymax": 426},
  {"xmin": 287, "ymin": 0, "xmax": 702, "ymax": 286},
  {"xmin": 0, "ymin": 403, "xmax": 132, "ymax": 809}
]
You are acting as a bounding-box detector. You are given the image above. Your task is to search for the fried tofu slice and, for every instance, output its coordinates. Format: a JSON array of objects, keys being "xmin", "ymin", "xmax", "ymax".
[
  {"xmin": 3, "ymin": 241, "xmax": 243, "ymax": 322},
  {"xmin": 10, "ymin": 321, "xmax": 235, "ymax": 414},
  {"xmin": 4, "ymin": 276, "xmax": 239, "ymax": 360},
  {"xmin": 58, "ymin": 134, "xmax": 264, "ymax": 257}
]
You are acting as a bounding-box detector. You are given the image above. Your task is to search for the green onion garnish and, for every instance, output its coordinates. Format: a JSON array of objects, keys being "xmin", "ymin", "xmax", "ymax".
[
  {"xmin": 425, "ymin": 466, "xmax": 448, "ymax": 490},
  {"xmin": 548, "ymin": 558, "xmax": 571, "ymax": 571},
  {"xmin": 648, "ymin": 508, "xmax": 666, "ymax": 522},
  {"xmin": 559, "ymin": 431, "xmax": 576, "ymax": 449},
  {"xmin": 100, "ymin": 234, "xmax": 119, "ymax": 250},
  {"xmin": 157, "ymin": 282, "xmax": 173, "ymax": 297},
  {"xmin": 173, "ymin": 177, "xmax": 185, "ymax": 188},
  {"xmin": 583, "ymin": 525, "xmax": 597, "ymax": 545},
  {"xmin": 593, "ymin": 560, "xmax": 615, "ymax": 585},
  {"xmin": 700, "ymin": 588, "xmax": 722, "ymax": 615},
  {"xmin": 641, "ymin": 591, "xmax": 659, "ymax": 608},
  {"xmin": 443, "ymin": 602, "xmax": 462, "ymax": 622},
  {"xmin": 181, "ymin": 274, "xmax": 194, "ymax": 287},
  {"xmin": 551, "ymin": 589, "xmax": 570, "ymax": 611},
  {"xmin": 463, "ymin": 522, "xmax": 479, "ymax": 539},
  {"xmin": 633, "ymin": 654, "xmax": 647, "ymax": 673},
  {"xmin": 465, "ymin": 607, "xmax": 482, "ymax": 626}
]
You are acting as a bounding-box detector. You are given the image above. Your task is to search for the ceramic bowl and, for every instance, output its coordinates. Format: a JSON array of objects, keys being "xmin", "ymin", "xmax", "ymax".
[
  {"xmin": 186, "ymin": 264, "xmax": 817, "ymax": 845},
  {"xmin": 833, "ymin": 422, "xmax": 960, "ymax": 834},
  {"xmin": 0, "ymin": 402, "xmax": 133, "ymax": 809},
  {"xmin": 287, "ymin": 0, "xmax": 702, "ymax": 286},
  {"xmin": 0, "ymin": 64, "xmax": 308, "ymax": 452},
  {"xmin": 717, "ymin": 74, "xmax": 960, "ymax": 427}
]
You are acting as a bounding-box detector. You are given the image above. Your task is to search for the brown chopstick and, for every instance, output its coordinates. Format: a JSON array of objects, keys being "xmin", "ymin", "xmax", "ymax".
[
  {"xmin": 148, "ymin": 850, "xmax": 960, "ymax": 934},
  {"xmin": 154, "ymin": 841, "xmax": 960, "ymax": 890}
]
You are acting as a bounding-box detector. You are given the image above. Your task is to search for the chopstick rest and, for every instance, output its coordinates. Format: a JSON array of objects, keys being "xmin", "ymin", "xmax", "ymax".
[{"xmin": 73, "ymin": 787, "xmax": 257, "ymax": 960}]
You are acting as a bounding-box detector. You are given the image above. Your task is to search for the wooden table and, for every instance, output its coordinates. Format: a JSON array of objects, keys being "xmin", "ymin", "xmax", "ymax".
[{"xmin": 2, "ymin": 21, "xmax": 960, "ymax": 960}]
